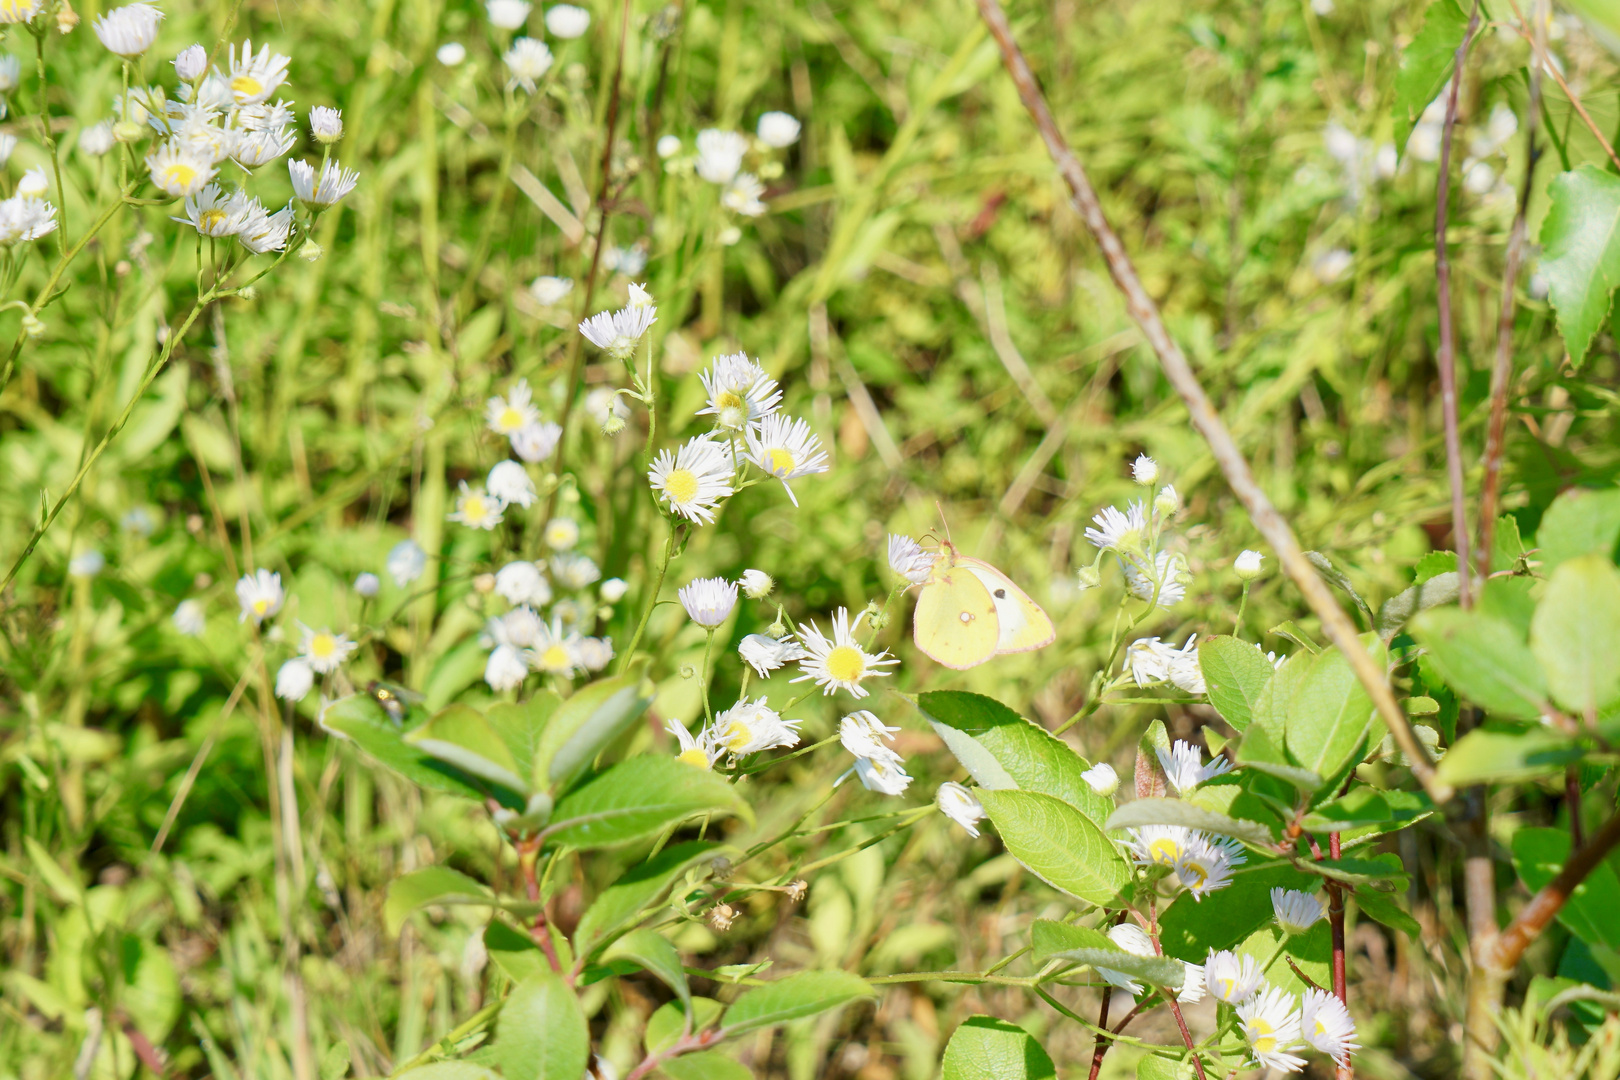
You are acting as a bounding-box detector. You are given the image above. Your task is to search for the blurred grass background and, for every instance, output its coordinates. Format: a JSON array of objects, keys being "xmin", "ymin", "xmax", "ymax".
[{"xmin": 1, "ymin": 0, "xmax": 1617, "ymax": 1074}]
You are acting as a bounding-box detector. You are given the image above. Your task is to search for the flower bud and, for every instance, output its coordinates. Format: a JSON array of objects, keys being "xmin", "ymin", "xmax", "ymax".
[
  {"xmin": 1154, "ymin": 484, "xmax": 1180, "ymax": 516},
  {"xmin": 740, "ymin": 569, "xmax": 773, "ymax": 599},
  {"xmin": 56, "ymin": 2, "xmax": 78, "ymax": 33},
  {"xmin": 20, "ymin": 312, "xmax": 44, "ymax": 338},
  {"xmin": 473, "ymin": 573, "xmax": 496, "ymax": 594},
  {"xmin": 600, "ymin": 413, "xmax": 627, "ymax": 436},
  {"xmin": 1077, "ymin": 564, "xmax": 1102, "ymax": 591},
  {"xmin": 174, "ymin": 44, "xmax": 207, "ymax": 81},
  {"xmin": 1235, "ymin": 549, "xmax": 1265, "ymax": 581},
  {"xmin": 299, "ymin": 241, "xmax": 324, "ymax": 262},
  {"xmin": 1132, "ymin": 454, "xmax": 1158, "ymax": 485}
]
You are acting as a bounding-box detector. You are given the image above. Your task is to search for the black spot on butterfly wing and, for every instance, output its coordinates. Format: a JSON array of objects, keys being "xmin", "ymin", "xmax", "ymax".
[{"xmin": 994, "ymin": 588, "xmax": 1007, "ymax": 599}]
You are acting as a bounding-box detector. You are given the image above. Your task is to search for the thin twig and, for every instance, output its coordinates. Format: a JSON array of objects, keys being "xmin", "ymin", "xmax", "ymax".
[
  {"xmin": 1478, "ymin": 0, "xmax": 1545, "ymax": 567},
  {"xmin": 1502, "ymin": 0, "xmax": 1620, "ymax": 172},
  {"xmin": 970, "ymin": 0, "xmax": 1450, "ymax": 801}
]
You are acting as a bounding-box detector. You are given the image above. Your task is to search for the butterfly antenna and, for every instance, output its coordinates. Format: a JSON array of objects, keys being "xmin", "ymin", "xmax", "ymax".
[{"xmin": 934, "ymin": 500, "xmax": 953, "ymax": 545}]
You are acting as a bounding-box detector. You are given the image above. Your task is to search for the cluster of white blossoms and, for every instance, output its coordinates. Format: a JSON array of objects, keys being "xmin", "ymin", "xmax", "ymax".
[
  {"xmin": 93, "ymin": 20, "xmax": 357, "ymax": 254},
  {"xmin": 668, "ymin": 696, "xmax": 801, "ymax": 772},
  {"xmin": 206, "ymin": 567, "xmax": 360, "ymax": 702},
  {"xmin": 479, "ymin": 537, "xmax": 613, "ymax": 692},
  {"xmin": 485, "ymin": 378, "xmax": 564, "ymax": 465},
  {"xmin": 839, "ymin": 710, "xmax": 912, "ymax": 795},
  {"xmin": 655, "ymin": 113, "xmax": 799, "ymax": 238},
  {"xmin": 1081, "ymin": 455, "xmax": 1190, "ymax": 608},
  {"xmin": 1096, "ymin": 922, "xmax": 1205, "ymax": 1002},
  {"xmin": 1118, "ymin": 740, "xmax": 1244, "ymax": 900},
  {"xmin": 0, "ymin": 159, "xmax": 59, "ymax": 247}
]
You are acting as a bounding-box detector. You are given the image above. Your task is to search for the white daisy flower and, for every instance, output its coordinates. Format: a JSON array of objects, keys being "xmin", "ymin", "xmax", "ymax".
[
  {"xmin": 16, "ymin": 167, "xmax": 47, "ymax": 200},
  {"xmin": 550, "ymin": 552, "xmax": 600, "ymax": 589},
  {"xmin": 544, "ymin": 518, "xmax": 580, "ymax": 550},
  {"xmin": 0, "ymin": 194, "xmax": 59, "ymax": 246},
  {"xmin": 495, "ymin": 560, "xmax": 551, "ymax": 607},
  {"xmin": 668, "ymin": 717, "xmax": 722, "ymax": 769},
  {"xmin": 309, "ymin": 106, "xmax": 343, "ymax": 144},
  {"xmin": 299, "ymin": 625, "xmax": 358, "ymax": 674},
  {"xmin": 1204, "ymin": 949, "xmax": 1264, "ymax": 1004},
  {"xmin": 544, "ymin": 3, "xmax": 590, "ymax": 37},
  {"xmin": 68, "ymin": 550, "xmax": 105, "ymax": 577},
  {"xmin": 504, "ymin": 36, "xmax": 554, "ymax": 93},
  {"xmin": 173, "ymin": 184, "xmax": 249, "ymax": 237},
  {"xmin": 648, "ymin": 435, "xmax": 733, "ymax": 524},
  {"xmin": 530, "ymin": 618, "xmax": 581, "ymax": 677},
  {"xmin": 387, "ymin": 540, "xmax": 427, "ymax": 587},
  {"xmin": 530, "ymin": 275, "xmax": 573, "ymax": 305},
  {"xmin": 1095, "ymin": 923, "xmax": 1158, "ymax": 997},
  {"xmin": 173, "ymin": 599, "xmax": 206, "ymax": 636},
  {"xmin": 739, "ymin": 569, "xmax": 773, "ymax": 599},
  {"xmin": 1238, "ymin": 986, "xmax": 1308, "ymax": 1073},
  {"xmin": 603, "ymin": 243, "xmax": 647, "ymax": 275},
  {"xmin": 1124, "ymin": 636, "xmax": 1172, "ymax": 686},
  {"xmin": 793, "ymin": 607, "xmax": 899, "ymax": 698},
  {"xmin": 657, "ymin": 134, "xmax": 681, "ymax": 159},
  {"xmin": 494, "ymin": 607, "xmax": 543, "ymax": 648},
  {"xmin": 1084, "ymin": 501, "xmax": 1146, "ymax": 552},
  {"xmin": 227, "ymin": 40, "xmax": 292, "ymax": 105},
  {"xmin": 1154, "ymin": 484, "xmax": 1180, "ymax": 516},
  {"xmin": 738, "ymin": 633, "xmax": 807, "ymax": 678},
  {"xmin": 853, "ymin": 753, "xmax": 912, "ymax": 795},
  {"xmin": 236, "ymin": 568, "xmax": 284, "ymax": 624},
  {"xmin": 237, "ymin": 202, "xmax": 293, "ymax": 254},
  {"xmin": 887, "ymin": 534, "xmax": 934, "ymax": 584},
  {"xmin": 1125, "ymin": 549, "xmax": 1188, "ymax": 608},
  {"xmin": 1081, "ymin": 761, "xmax": 1119, "ymax": 796},
  {"xmin": 839, "ymin": 710, "xmax": 901, "ymax": 759},
  {"xmin": 1235, "ymin": 549, "xmax": 1265, "ymax": 580},
  {"xmin": 437, "ymin": 41, "xmax": 467, "ymax": 65},
  {"xmin": 447, "ymin": 482, "xmax": 505, "ymax": 530},
  {"xmin": 1163, "ymin": 635, "xmax": 1205, "ymax": 694},
  {"xmin": 173, "ymin": 44, "xmax": 207, "ymax": 80},
  {"xmin": 146, "ymin": 141, "xmax": 218, "ymax": 197},
  {"xmin": 744, "ymin": 415, "xmax": 828, "ymax": 505},
  {"xmin": 355, "ymin": 573, "xmax": 380, "ymax": 597},
  {"xmin": 576, "ymin": 636, "xmax": 614, "ymax": 671},
  {"xmin": 486, "ymin": 380, "xmax": 540, "ymax": 436},
  {"xmin": 1271, "ymin": 888, "xmax": 1325, "ymax": 936},
  {"xmin": 1173, "ymin": 834, "xmax": 1245, "ymax": 899},
  {"xmin": 0, "ymin": 0, "xmax": 42, "ymax": 24},
  {"xmin": 696, "ymin": 352, "xmax": 782, "ymax": 429},
  {"xmin": 485, "ymin": 644, "xmax": 530, "ymax": 692},
  {"xmin": 1125, "ymin": 825, "xmax": 1195, "ymax": 869},
  {"xmin": 511, "ymin": 420, "xmax": 563, "ymax": 462},
  {"xmin": 586, "ymin": 386, "xmax": 631, "ymax": 429},
  {"xmin": 276, "ymin": 657, "xmax": 314, "ymax": 701},
  {"xmin": 1131, "ymin": 454, "xmax": 1158, "ymax": 485},
  {"xmin": 79, "ymin": 123, "xmax": 116, "ymax": 158},
  {"xmin": 486, "ymin": 0, "xmax": 531, "ymax": 29},
  {"xmin": 1299, "ymin": 988, "xmax": 1359, "ymax": 1065},
  {"xmin": 1157, "ymin": 739, "xmax": 1232, "ymax": 795},
  {"xmin": 722, "ymin": 173, "xmax": 767, "ymax": 216},
  {"xmin": 487, "ymin": 460, "xmax": 537, "ymax": 509},
  {"xmin": 600, "ymin": 577, "xmax": 629, "ymax": 603},
  {"xmin": 230, "ymin": 128, "xmax": 296, "ymax": 169},
  {"xmin": 712, "ymin": 697, "xmax": 800, "ymax": 756},
  {"xmin": 93, "ymin": 3, "xmax": 163, "ymax": 57},
  {"xmin": 935, "ymin": 782, "xmax": 985, "ymax": 838},
  {"xmin": 1178, "ymin": 961, "xmax": 1206, "ymax": 1004},
  {"xmin": 578, "ymin": 302, "xmax": 657, "ymax": 360},
  {"xmin": 695, "ymin": 128, "xmax": 748, "ymax": 184},
  {"xmin": 288, "ymin": 158, "xmax": 360, "ymax": 208},
  {"xmin": 679, "ymin": 576, "xmax": 738, "ymax": 627},
  {"xmin": 756, "ymin": 111, "xmax": 801, "ymax": 148}
]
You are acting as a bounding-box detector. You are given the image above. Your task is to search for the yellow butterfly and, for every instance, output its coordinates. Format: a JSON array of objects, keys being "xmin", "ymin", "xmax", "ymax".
[{"xmin": 913, "ymin": 541, "xmax": 1056, "ymax": 670}]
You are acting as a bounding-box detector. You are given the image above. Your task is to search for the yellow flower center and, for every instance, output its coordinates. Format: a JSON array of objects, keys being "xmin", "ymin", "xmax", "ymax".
[
  {"xmin": 1251, "ymin": 1019, "xmax": 1276, "ymax": 1054},
  {"xmin": 720, "ymin": 719, "xmax": 751, "ymax": 752},
  {"xmin": 310, "ymin": 634, "xmax": 336, "ymax": 659},
  {"xmin": 766, "ymin": 448, "xmax": 795, "ymax": 474},
  {"xmin": 0, "ymin": 0, "xmax": 36, "ymax": 18},
  {"xmin": 539, "ymin": 645, "xmax": 571, "ymax": 671},
  {"xmin": 231, "ymin": 74, "xmax": 264, "ymax": 98},
  {"xmin": 1313, "ymin": 1019, "xmax": 1328, "ymax": 1037},
  {"xmin": 200, "ymin": 208, "xmax": 228, "ymax": 232},
  {"xmin": 677, "ymin": 747, "xmax": 711, "ymax": 768},
  {"xmin": 825, "ymin": 645, "xmax": 865, "ymax": 683},
  {"xmin": 664, "ymin": 468, "xmax": 699, "ymax": 504},
  {"xmin": 1147, "ymin": 837, "xmax": 1181, "ymax": 864},
  {"xmin": 252, "ymin": 598, "xmax": 271, "ymax": 615},
  {"xmin": 163, "ymin": 162, "xmax": 199, "ymax": 190},
  {"xmin": 498, "ymin": 406, "xmax": 523, "ymax": 431},
  {"xmin": 463, "ymin": 496, "xmax": 489, "ymax": 523},
  {"xmin": 716, "ymin": 389, "xmax": 745, "ymax": 411},
  {"xmin": 1180, "ymin": 859, "xmax": 1209, "ymax": 889}
]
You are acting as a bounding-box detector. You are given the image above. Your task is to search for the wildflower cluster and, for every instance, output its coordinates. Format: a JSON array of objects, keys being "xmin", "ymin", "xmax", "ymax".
[
  {"xmin": 659, "ymin": 113, "xmax": 801, "ymax": 242},
  {"xmin": 1080, "ymin": 454, "xmax": 1189, "ymax": 607}
]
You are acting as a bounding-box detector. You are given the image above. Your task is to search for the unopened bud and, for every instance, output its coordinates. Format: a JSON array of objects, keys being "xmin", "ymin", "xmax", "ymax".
[
  {"xmin": 237, "ymin": 285, "xmax": 258, "ymax": 300},
  {"xmin": 299, "ymin": 241, "xmax": 323, "ymax": 262},
  {"xmin": 740, "ymin": 569, "xmax": 773, "ymax": 599},
  {"xmin": 1234, "ymin": 549, "xmax": 1265, "ymax": 581},
  {"xmin": 600, "ymin": 413, "xmax": 627, "ymax": 436},
  {"xmin": 112, "ymin": 120, "xmax": 144, "ymax": 143},
  {"xmin": 1132, "ymin": 454, "xmax": 1158, "ymax": 485},
  {"xmin": 1154, "ymin": 484, "xmax": 1180, "ymax": 516},
  {"xmin": 1077, "ymin": 564, "xmax": 1102, "ymax": 591},
  {"xmin": 20, "ymin": 312, "xmax": 44, "ymax": 338},
  {"xmin": 784, "ymin": 879, "xmax": 808, "ymax": 902},
  {"xmin": 173, "ymin": 44, "xmax": 207, "ymax": 81},
  {"xmin": 473, "ymin": 573, "xmax": 496, "ymax": 594},
  {"xmin": 56, "ymin": 2, "xmax": 78, "ymax": 33}
]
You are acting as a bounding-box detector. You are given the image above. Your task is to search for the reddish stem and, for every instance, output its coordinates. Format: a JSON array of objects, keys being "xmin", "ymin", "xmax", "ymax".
[
  {"xmin": 119, "ymin": 1016, "xmax": 169, "ymax": 1077},
  {"xmin": 1087, "ymin": 985, "xmax": 1114, "ymax": 1080},
  {"xmin": 518, "ymin": 840, "xmax": 565, "ymax": 979},
  {"xmin": 1566, "ymin": 767, "xmax": 1584, "ymax": 849},
  {"xmin": 1329, "ymin": 831, "xmax": 1348, "ymax": 1005},
  {"xmin": 1480, "ymin": 809, "xmax": 1620, "ymax": 974}
]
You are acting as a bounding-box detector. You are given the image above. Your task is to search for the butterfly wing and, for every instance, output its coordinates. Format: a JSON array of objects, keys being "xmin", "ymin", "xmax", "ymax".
[
  {"xmin": 914, "ymin": 553, "xmax": 1001, "ymax": 670},
  {"xmin": 958, "ymin": 557, "xmax": 1057, "ymax": 654}
]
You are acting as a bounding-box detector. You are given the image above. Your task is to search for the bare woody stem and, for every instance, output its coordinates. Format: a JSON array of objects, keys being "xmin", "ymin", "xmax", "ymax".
[
  {"xmin": 1478, "ymin": 0, "xmax": 1545, "ymax": 567},
  {"xmin": 1087, "ymin": 984, "xmax": 1114, "ymax": 1080},
  {"xmin": 1434, "ymin": 0, "xmax": 1482, "ymax": 611},
  {"xmin": 970, "ymin": 0, "xmax": 1450, "ymax": 801},
  {"xmin": 1478, "ymin": 808, "xmax": 1620, "ymax": 974},
  {"xmin": 1327, "ymin": 831, "xmax": 1352, "ymax": 1080},
  {"xmin": 517, "ymin": 840, "xmax": 565, "ymax": 978}
]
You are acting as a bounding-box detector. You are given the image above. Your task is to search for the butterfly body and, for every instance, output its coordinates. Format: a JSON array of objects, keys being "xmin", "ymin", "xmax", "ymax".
[{"xmin": 913, "ymin": 541, "xmax": 1056, "ymax": 669}]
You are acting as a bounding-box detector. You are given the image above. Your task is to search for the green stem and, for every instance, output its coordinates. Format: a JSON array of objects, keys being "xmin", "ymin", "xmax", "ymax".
[
  {"xmin": 699, "ymin": 628, "xmax": 716, "ymax": 723},
  {"xmin": 619, "ymin": 528, "xmax": 674, "ymax": 671}
]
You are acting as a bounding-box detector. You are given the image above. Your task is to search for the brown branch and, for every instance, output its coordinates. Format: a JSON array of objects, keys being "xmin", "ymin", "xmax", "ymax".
[
  {"xmin": 517, "ymin": 841, "xmax": 565, "ymax": 979},
  {"xmin": 1328, "ymin": 831, "xmax": 1352, "ymax": 1080},
  {"xmin": 1479, "ymin": 809, "xmax": 1620, "ymax": 975},
  {"xmin": 118, "ymin": 1014, "xmax": 169, "ymax": 1077},
  {"xmin": 1502, "ymin": 0, "xmax": 1620, "ymax": 173},
  {"xmin": 1435, "ymin": 1, "xmax": 1482, "ymax": 611},
  {"xmin": 970, "ymin": 0, "xmax": 1450, "ymax": 801},
  {"xmin": 1287, "ymin": 956, "xmax": 1329, "ymax": 993},
  {"xmin": 1477, "ymin": 0, "xmax": 1544, "ymax": 570},
  {"xmin": 1087, "ymin": 984, "xmax": 1114, "ymax": 1080},
  {"xmin": 1566, "ymin": 767, "xmax": 1584, "ymax": 848}
]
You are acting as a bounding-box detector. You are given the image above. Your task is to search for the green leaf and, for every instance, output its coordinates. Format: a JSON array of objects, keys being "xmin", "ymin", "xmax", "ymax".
[
  {"xmin": 1301, "ymin": 788, "xmax": 1433, "ymax": 834},
  {"xmin": 1136, "ymin": 719, "xmax": 1172, "ymax": 798},
  {"xmin": 1540, "ymin": 166, "xmax": 1620, "ymax": 367},
  {"xmin": 941, "ymin": 1016, "xmax": 1057, "ymax": 1080},
  {"xmin": 545, "ymin": 756, "xmax": 750, "ymax": 851},
  {"xmin": 120, "ymin": 934, "xmax": 181, "ymax": 1042},
  {"xmin": 320, "ymin": 1042, "xmax": 351, "ymax": 1080},
  {"xmin": 395, "ymin": 1067, "xmax": 501, "ymax": 1080},
  {"xmin": 1235, "ymin": 719, "xmax": 1323, "ymax": 793},
  {"xmin": 976, "ymin": 789, "xmax": 1129, "ymax": 905},
  {"xmin": 1283, "ymin": 638, "xmax": 1385, "ymax": 781},
  {"xmin": 23, "ymin": 836, "xmax": 83, "ymax": 905},
  {"xmin": 646, "ymin": 998, "xmax": 724, "ymax": 1053},
  {"xmin": 1410, "ymin": 608, "xmax": 1547, "ymax": 721},
  {"xmin": 1239, "ymin": 924, "xmax": 1329, "ymax": 998},
  {"xmin": 1376, "ymin": 572, "xmax": 1461, "ymax": 642},
  {"xmin": 1299, "ymin": 854, "xmax": 1408, "ymax": 891},
  {"xmin": 915, "ymin": 690, "xmax": 1113, "ymax": 824},
  {"xmin": 536, "ymin": 663, "xmax": 655, "ymax": 793},
  {"xmin": 484, "ymin": 919, "xmax": 551, "ymax": 983},
  {"xmin": 485, "ymin": 693, "xmax": 562, "ymax": 789},
  {"xmin": 1537, "ymin": 487, "xmax": 1620, "ymax": 572},
  {"xmin": 1158, "ymin": 864, "xmax": 1318, "ymax": 962},
  {"xmin": 491, "ymin": 970, "xmax": 589, "ymax": 1080},
  {"xmin": 1353, "ymin": 888, "xmax": 1422, "ymax": 941},
  {"xmin": 1197, "ymin": 636, "xmax": 1277, "ymax": 732},
  {"xmin": 602, "ymin": 928, "xmax": 691, "ymax": 1014},
  {"xmin": 406, "ymin": 704, "xmax": 530, "ymax": 797},
  {"xmin": 1436, "ymin": 726, "xmax": 1584, "ymax": 786},
  {"xmin": 719, "ymin": 970, "xmax": 875, "ymax": 1037},
  {"xmin": 1531, "ymin": 554, "xmax": 1620, "ymax": 715},
  {"xmin": 1137, "ymin": 1056, "xmax": 1195, "ymax": 1080},
  {"xmin": 659, "ymin": 1053, "xmax": 752, "ymax": 1080},
  {"xmin": 573, "ymin": 841, "xmax": 720, "ymax": 959},
  {"xmin": 1051, "ymin": 947, "xmax": 1188, "ymax": 987},
  {"xmin": 320, "ymin": 694, "xmax": 493, "ymax": 803},
  {"xmin": 1511, "ymin": 827, "xmax": 1620, "ymax": 951},
  {"xmin": 1029, "ymin": 920, "xmax": 1115, "ymax": 964},
  {"xmin": 1105, "ymin": 798, "xmax": 1275, "ymax": 847},
  {"xmin": 1392, "ymin": 0, "xmax": 1469, "ymax": 151},
  {"xmin": 385, "ymin": 867, "xmax": 493, "ymax": 937},
  {"xmin": 1306, "ymin": 551, "xmax": 1374, "ymax": 620}
]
